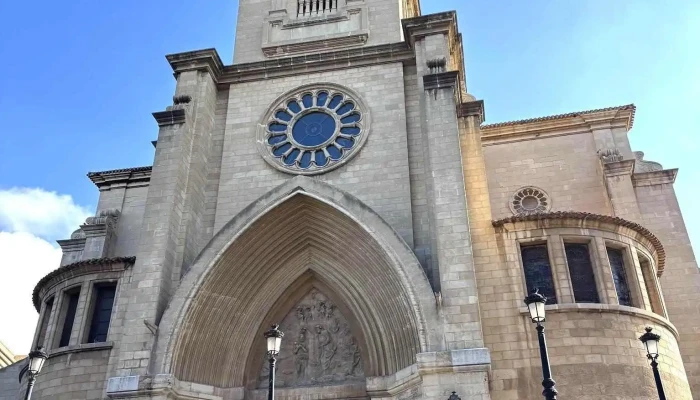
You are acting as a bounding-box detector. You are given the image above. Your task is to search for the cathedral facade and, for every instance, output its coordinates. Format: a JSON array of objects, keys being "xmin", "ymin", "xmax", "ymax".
[{"xmin": 1, "ymin": 1, "xmax": 699, "ymax": 399}]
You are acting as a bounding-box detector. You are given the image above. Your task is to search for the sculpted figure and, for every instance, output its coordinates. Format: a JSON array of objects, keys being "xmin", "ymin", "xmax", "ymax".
[
  {"xmin": 293, "ymin": 328, "xmax": 309, "ymax": 380},
  {"xmin": 315, "ymin": 325, "xmax": 336, "ymax": 374}
]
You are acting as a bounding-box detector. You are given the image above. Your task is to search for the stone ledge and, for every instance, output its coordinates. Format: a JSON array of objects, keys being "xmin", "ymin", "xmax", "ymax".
[
  {"xmin": 518, "ymin": 303, "xmax": 679, "ymax": 339},
  {"xmin": 423, "ymin": 71, "xmax": 459, "ymax": 91},
  {"xmin": 48, "ymin": 342, "xmax": 113, "ymax": 358},
  {"xmin": 153, "ymin": 109, "xmax": 186, "ymax": 126},
  {"xmin": 632, "ymin": 168, "xmax": 678, "ymax": 187}
]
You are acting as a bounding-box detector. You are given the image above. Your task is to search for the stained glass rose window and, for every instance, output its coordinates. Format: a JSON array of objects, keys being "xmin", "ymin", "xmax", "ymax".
[
  {"xmin": 258, "ymin": 84, "xmax": 369, "ymax": 175},
  {"xmin": 510, "ymin": 187, "xmax": 551, "ymax": 215}
]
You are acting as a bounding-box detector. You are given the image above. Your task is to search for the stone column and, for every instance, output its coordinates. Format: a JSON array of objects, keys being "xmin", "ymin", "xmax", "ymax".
[
  {"xmin": 599, "ymin": 156, "xmax": 643, "ymax": 221},
  {"xmin": 107, "ymin": 50, "xmax": 223, "ymax": 383},
  {"xmin": 404, "ymin": 12, "xmax": 491, "ymax": 400},
  {"xmin": 634, "ymin": 169, "xmax": 700, "ymax": 397}
]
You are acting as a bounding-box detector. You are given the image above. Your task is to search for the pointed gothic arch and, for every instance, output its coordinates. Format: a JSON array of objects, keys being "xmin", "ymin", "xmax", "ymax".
[{"xmin": 155, "ymin": 176, "xmax": 441, "ymax": 388}]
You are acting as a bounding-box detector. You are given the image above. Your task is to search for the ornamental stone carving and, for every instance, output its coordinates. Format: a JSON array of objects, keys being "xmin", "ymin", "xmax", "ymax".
[
  {"xmin": 633, "ymin": 151, "xmax": 663, "ymax": 173},
  {"xmin": 510, "ymin": 187, "xmax": 551, "ymax": 216},
  {"xmin": 84, "ymin": 208, "xmax": 121, "ymax": 226},
  {"xmin": 598, "ymin": 148, "xmax": 623, "ymax": 163},
  {"xmin": 258, "ymin": 289, "xmax": 364, "ymax": 387},
  {"xmin": 257, "ymin": 83, "xmax": 370, "ymax": 175}
]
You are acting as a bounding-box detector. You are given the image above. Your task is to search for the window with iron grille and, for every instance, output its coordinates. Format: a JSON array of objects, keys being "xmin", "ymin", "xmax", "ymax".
[
  {"xmin": 520, "ymin": 244, "xmax": 557, "ymax": 304},
  {"xmin": 564, "ymin": 243, "xmax": 600, "ymax": 303}
]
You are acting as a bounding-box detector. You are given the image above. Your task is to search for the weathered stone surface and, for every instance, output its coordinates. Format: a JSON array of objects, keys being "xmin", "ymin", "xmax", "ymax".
[{"xmin": 258, "ymin": 290, "xmax": 363, "ymax": 388}]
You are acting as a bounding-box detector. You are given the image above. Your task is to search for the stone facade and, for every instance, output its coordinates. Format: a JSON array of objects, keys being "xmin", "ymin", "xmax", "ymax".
[{"xmin": 1, "ymin": 1, "xmax": 699, "ymax": 400}]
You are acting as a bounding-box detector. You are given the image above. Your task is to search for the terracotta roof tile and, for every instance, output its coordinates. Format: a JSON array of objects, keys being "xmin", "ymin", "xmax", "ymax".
[
  {"xmin": 481, "ymin": 104, "xmax": 635, "ymax": 129},
  {"xmin": 492, "ymin": 211, "xmax": 664, "ymax": 276},
  {"xmin": 32, "ymin": 257, "xmax": 136, "ymax": 311}
]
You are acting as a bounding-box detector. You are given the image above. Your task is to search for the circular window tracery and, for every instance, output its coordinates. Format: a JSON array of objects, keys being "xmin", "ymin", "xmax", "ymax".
[
  {"xmin": 510, "ymin": 187, "xmax": 551, "ymax": 215},
  {"xmin": 258, "ymin": 84, "xmax": 369, "ymax": 175}
]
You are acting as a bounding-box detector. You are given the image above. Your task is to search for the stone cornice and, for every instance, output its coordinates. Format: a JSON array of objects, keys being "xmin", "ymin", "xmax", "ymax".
[
  {"xmin": 481, "ymin": 105, "xmax": 636, "ymax": 146},
  {"xmin": 166, "ymin": 48, "xmax": 224, "ymax": 80},
  {"xmin": 153, "ymin": 108, "xmax": 186, "ymax": 126},
  {"xmin": 32, "ymin": 256, "xmax": 136, "ymax": 311},
  {"xmin": 603, "ymin": 159, "xmax": 636, "ymax": 177},
  {"xmin": 457, "ymin": 100, "xmax": 485, "ymax": 124},
  {"xmin": 632, "ymin": 168, "xmax": 678, "ymax": 187},
  {"xmin": 402, "ymin": 11, "xmax": 457, "ymax": 47},
  {"xmin": 87, "ymin": 166, "xmax": 152, "ymax": 190},
  {"xmin": 423, "ymin": 71, "xmax": 459, "ymax": 91},
  {"xmin": 166, "ymin": 43, "xmax": 414, "ymax": 88},
  {"xmin": 492, "ymin": 211, "xmax": 665, "ymax": 276}
]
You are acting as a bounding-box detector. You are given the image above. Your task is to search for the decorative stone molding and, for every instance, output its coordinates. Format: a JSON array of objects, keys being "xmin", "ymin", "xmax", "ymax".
[
  {"xmin": 632, "ymin": 168, "xmax": 678, "ymax": 187},
  {"xmin": 481, "ymin": 104, "xmax": 636, "ymax": 146},
  {"xmin": 598, "ymin": 147, "xmax": 623, "ymax": 163},
  {"xmin": 70, "ymin": 228, "xmax": 86, "ymax": 239},
  {"xmin": 257, "ymin": 83, "xmax": 370, "ymax": 175},
  {"xmin": 426, "ymin": 57, "xmax": 447, "ymax": 74},
  {"xmin": 32, "ymin": 256, "xmax": 136, "ymax": 310},
  {"xmin": 457, "ymin": 100, "xmax": 485, "ymax": 124},
  {"xmin": 518, "ymin": 303, "xmax": 680, "ymax": 340},
  {"xmin": 509, "ymin": 186, "xmax": 551, "ymax": 216},
  {"xmin": 423, "ymin": 71, "xmax": 459, "ymax": 91},
  {"xmin": 602, "ymin": 159, "xmax": 635, "ymax": 177},
  {"xmin": 84, "ymin": 209, "xmax": 120, "ymax": 227},
  {"xmin": 152, "ymin": 108, "xmax": 186, "ymax": 127},
  {"xmin": 172, "ymin": 95, "xmax": 192, "ymax": 105},
  {"xmin": 492, "ymin": 211, "xmax": 666, "ymax": 276},
  {"xmin": 633, "ymin": 151, "xmax": 663, "ymax": 173},
  {"xmin": 261, "ymin": 0, "xmax": 369, "ymax": 58},
  {"xmin": 87, "ymin": 166, "xmax": 152, "ymax": 190}
]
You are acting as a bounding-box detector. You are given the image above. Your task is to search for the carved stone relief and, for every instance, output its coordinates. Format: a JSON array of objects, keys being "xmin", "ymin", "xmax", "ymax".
[
  {"xmin": 633, "ymin": 151, "xmax": 663, "ymax": 173},
  {"xmin": 258, "ymin": 289, "xmax": 364, "ymax": 387}
]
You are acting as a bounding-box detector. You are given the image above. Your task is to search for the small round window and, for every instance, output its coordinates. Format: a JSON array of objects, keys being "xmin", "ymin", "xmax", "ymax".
[
  {"xmin": 510, "ymin": 187, "xmax": 551, "ymax": 215},
  {"xmin": 258, "ymin": 84, "xmax": 370, "ymax": 175}
]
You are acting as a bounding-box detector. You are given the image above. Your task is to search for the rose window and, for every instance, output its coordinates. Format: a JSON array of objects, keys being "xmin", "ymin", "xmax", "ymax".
[
  {"xmin": 510, "ymin": 187, "xmax": 551, "ymax": 215},
  {"xmin": 258, "ymin": 85, "xmax": 369, "ymax": 175}
]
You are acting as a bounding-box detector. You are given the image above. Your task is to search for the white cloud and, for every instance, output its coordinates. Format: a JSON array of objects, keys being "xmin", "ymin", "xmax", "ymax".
[
  {"xmin": 0, "ymin": 232, "xmax": 62, "ymax": 355},
  {"xmin": 0, "ymin": 188, "xmax": 91, "ymax": 356},
  {"xmin": 0, "ymin": 187, "xmax": 92, "ymax": 240}
]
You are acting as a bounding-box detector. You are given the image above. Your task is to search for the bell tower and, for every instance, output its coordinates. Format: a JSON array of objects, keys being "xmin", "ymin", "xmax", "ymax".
[{"xmin": 233, "ymin": 0, "xmax": 421, "ymax": 63}]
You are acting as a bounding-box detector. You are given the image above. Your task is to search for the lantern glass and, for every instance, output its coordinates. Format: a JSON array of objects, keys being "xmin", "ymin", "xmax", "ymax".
[
  {"xmin": 644, "ymin": 336, "xmax": 659, "ymax": 358},
  {"xmin": 27, "ymin": 347, "xmax": 48, "ymax": 375},
  {"xmin": 527, "ymin": 300, "xmax": 546, "ymax": 323},
  {"xmin": 267, "ymin": 335, "xmax": 282, "ymax": 354}
]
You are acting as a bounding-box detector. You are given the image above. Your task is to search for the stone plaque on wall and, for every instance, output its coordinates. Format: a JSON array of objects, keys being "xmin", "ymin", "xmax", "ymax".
[{"xmin": 258, "ymin": 289, "xmax": 364, "ymax": 387}]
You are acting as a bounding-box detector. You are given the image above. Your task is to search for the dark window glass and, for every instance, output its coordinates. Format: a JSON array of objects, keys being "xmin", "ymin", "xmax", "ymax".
[
  {"xmin": 36, "ymin": 297, "xmax": 54, "ymax": 347},
  {"xmin": 607, "ymin": 248, "xmax": 632, "ymax": 306},
  {"xmin": 564, "ymin": 244, "xmax": 600, "ymax": 303},
  {"xmin": 291, "ymin": 111, "xmax": 336, "ymax": 147},
  {"xmin": 87, "ymin": 285, "xmax": 116, "ymax": 343},
  {"xmin": 520, "ymin": 245, "xmax": 557, "ymax": 304},
  {"xmin": 59, "ymin": 290, "xmax": 80, "ymax": 347}
]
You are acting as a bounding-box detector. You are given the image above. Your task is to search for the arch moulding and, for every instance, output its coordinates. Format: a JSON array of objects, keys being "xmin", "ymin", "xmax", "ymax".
[{"xmin": 153, "ymin": 176, "xmax": 442, "ymax": 388}]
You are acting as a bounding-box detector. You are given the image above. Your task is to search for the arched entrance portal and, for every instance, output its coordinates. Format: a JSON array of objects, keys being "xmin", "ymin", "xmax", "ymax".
[{"xmin": 160, "ymin": 177, "xmax": 440, "ymax": 395}]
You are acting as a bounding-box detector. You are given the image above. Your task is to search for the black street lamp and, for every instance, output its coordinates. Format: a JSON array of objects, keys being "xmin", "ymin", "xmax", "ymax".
[
  {"xmin": 524, "ymin": 289, "xmax": 558, "ymax": 400},
  {"xmin": 23, "ymin": 346, "xmax": 48, "ymax": 400},
  {"xmin": 264, "ymin": 324, "xmax": 284, "ymax": 400},
  {"xmin": 639, "ymin": 327, "xmax": 666, "ymax": 400}
]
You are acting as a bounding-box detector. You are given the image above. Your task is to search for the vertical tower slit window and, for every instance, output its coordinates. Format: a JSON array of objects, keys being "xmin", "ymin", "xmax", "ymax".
[
  {"xmin": 36, "ymin": 296, "xmax": 54, "ymax": 348},
  {"xmin": 639, "ymin": 254, "xmax": 664, "ymax": 315},
  {"xmin": 607, "ymin": 248, "xmax": 632, "ymax": 306},
  {"xmin": 58, "ymin": 288, "xmax": 81, "ymax": 347},
  {"xmin": 87, "ymin": 283, "xmax": 116, "ymax": 343},
  {"xmin": 564, "ymin": 243, "xmax": 600, "ymax": 303},
  {"xmin": 520, "ymin": 244, "xmax": 557, "ymax": 304}
]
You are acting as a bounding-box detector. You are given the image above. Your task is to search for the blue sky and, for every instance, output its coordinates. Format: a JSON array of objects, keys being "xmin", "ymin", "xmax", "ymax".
[{"xmin": 0, "ymin": 1, "xmax": 698, "ymax": 354}]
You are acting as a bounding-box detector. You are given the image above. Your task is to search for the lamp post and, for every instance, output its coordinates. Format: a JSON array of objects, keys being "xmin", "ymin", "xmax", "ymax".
[
  {"xmin": 639, "ymin": 327, "xmax": 666, "ymax": 400},
  {"xmin": 23, "ymin": 346, "xmax": 48, "ymax": 400},
  {"xmin": 524, "ymin": 288, "xmax": 558, "ymax": 400},
  {"xmin": 264, "ymin": 324, "xmax": 284, "ymax": 400}
]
